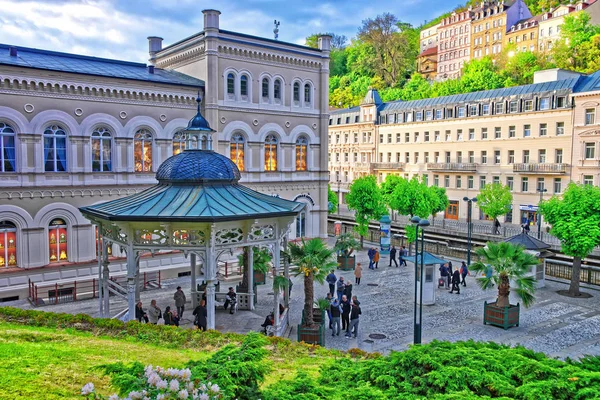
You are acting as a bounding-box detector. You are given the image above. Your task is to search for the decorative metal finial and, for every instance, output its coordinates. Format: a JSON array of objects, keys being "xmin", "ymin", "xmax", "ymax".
[
  {"xmin": 274, "ymin": 20, "xmax": 280, "ymax": 40},
  {"xmin": 196, "ymin": 90, "xmax": 202, "ymax": 113}
]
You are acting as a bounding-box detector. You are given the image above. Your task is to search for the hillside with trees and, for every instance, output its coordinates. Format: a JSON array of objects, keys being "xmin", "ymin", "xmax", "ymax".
[{"xmin": 307, "ymin": 1, "xmax": 600, "ymax": 107}]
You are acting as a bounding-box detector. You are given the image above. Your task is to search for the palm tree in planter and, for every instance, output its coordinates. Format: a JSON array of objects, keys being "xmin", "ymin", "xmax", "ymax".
[
  {"xmin": 470, "ymin": 241, "xmax": 539, "ymax": 330},
  {"xmin": 238, "ymin": 247, "xmax": 272, "ymax": 289},
  {"xmin": 333, "ymin": 233, "xmax": 360, "ymax": 271},
  {"xmin": 289, "ymin": 238, "xmax": 337, "ymax": 345}
]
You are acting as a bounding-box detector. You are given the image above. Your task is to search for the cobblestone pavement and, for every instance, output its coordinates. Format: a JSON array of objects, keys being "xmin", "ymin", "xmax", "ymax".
[{"xmin": 11, "ymin": 238, "xmax": 600, "ymax": 360}]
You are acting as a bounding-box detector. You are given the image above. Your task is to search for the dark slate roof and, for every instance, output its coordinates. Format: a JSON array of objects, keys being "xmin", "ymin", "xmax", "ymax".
[
  {"xmin": 156, "ymin": 151, "xmax": 240, "ymax": 183},
  {"xmin": 330, "ymin": 106, "xmax": 360, "ymax": 116},
  {"xmin": 504, "ymin": 232, "xmax": 551, "ymax": 250},
  {"xmin": 362, "ymin": 88, "xmax": 383, "ymax": 105},
  {"xmin": 0, "ymin": 44, "xmax": 204, "ymax": 87},
  {"xmin": 79, "ymin": 183, "xmax": 305, "ymax": 222},
  {"xmin": 380, "ymin": 77, "xmax": 581, "ymax": 112}
]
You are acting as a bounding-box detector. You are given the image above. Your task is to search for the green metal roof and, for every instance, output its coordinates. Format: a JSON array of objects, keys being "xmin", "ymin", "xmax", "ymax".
[{"xmin": 79, "ymin": 183, "xmax": 305, "ymax": 223}]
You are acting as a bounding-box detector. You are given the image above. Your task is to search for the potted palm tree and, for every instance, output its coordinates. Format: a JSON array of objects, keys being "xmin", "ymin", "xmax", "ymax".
[
  {"xmin": 470, "ymin": 242, "xmax": 539, "ymax": 330},
  {"xmin": 238, "ymin": 247, "xmax": 271, "ymax": 286},
  {"xmin": 290, "ymin": 238, "xmax": 337, "ymax": 345},
  {"xmin": 333, "ymin": 233, "xmax": 359, "ymax": 271}
]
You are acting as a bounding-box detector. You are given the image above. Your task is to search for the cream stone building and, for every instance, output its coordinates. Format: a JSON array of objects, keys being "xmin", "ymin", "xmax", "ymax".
[
  {"xmin": 329, "ymin": 69, "xmax": 600, "ymax": 225},
  {"xmin": 437, "ymin": 9, "xmax": 473, "ymax": 81},
  {"xmin": 538, "ymin": 1, "xmax": 600, "ymax": 53},
  {"xmin": 0, "ymin": 9, "xmax": 330, "ymax": 300}
]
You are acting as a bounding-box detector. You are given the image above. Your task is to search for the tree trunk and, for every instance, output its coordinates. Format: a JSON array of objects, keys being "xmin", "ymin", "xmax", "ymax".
[
  {"xmin": 360, "ymin": 235, "xmax": 364, "ymax": 249},
  {"xmin": 496, "ymin": 273, "xmax": 510, "ymax": 307},
  {"xmin": 303, "ymin": 273, "xmax": 314, "ymax": 326},
  {"xmin": 569, "ymin": 256, "xmax": 582, "ymax": 297},
  {"xmin": 239, "ymin": 247, "xmax": 249, "ymax": 292}
]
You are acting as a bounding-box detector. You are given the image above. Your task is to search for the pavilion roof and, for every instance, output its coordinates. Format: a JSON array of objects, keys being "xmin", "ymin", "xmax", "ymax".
[{"xmin": 503, "ymin": 232, "xmax": 551, "ymax": 250}]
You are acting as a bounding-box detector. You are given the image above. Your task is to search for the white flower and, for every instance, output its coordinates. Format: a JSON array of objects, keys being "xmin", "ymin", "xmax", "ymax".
[
  {"xmin": 199, "ymin": 384, "xmax": 207, "ymax": 392},
  {"xmin": 156, "ymin": 395, "xmax": 165, "ymax": 400},
  {"xmin": 128, "ymin": 391, "xmax": 143, "ymax": 400},
  {"xmin": 178, "ymin": 389, "xmax": 189, "ymax": 399},
  {"xmin": 187, "ymin": 382, "xmax": 195, "ymax": 392},
  {"xmin": 209, "ymin": 384, "xmax": 220, "ymax": 393},
  {"xmin": 198, "ymin": 394, "xmax": 209, "ymax": 400},
  {"xmin": 81, "ymin": 383, "xmax": 95, "ymax": 395},
  {"xmin": 180, "ymin": 368, "xmax": 192, "ymax": 382},
  {"xmin": 156, "ymin": 379, "xmax": 168, "ymax": 390},
  {"xmin": 108, "ymin": 395, "xmax": 120, "ymax": 400},
  {"xmin": 169, "ymin": 379, "xmax": 180, "ymax": 392}
]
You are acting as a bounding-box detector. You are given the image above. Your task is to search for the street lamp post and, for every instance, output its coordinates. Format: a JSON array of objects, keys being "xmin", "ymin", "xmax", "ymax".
[
  {"xmin": 463, "ymin": 197, "xmax": 477, "ymax": 267},
  {"xmin": 536, "ymin": 188, "xmax": 547, "ymax": 239},
  {"xmin": 411, "ymin": 216, "xmax": 430, "ymax": 345}
]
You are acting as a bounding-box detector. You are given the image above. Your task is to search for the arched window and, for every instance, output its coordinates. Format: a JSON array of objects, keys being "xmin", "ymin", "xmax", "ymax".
[
  {"xmin": 48, "ymin": 218, "xmax": 67, "ymax": 263},
  {"xmin": 274, "ymin": 79, "xmax": 282, "ymax": 102},
  {"xmin": 240, "ymin": 75, "xmax": 248, "ymax": 97},
  {"xmin": 295, "ymin": 136, "xmax": 308, "ymax": 171},
  {"xmin": 0, "ymin": 122, "xmax": 16, "ymax": 172},
  {"xmin": 264, "ymin": 134, "xmax": 278, "ymax": 171},
  {"xmin": 91, "ymin": 127, "xmax": 112, "ymax": 172},
  {"xmin": 0, "ymin": 221, "xmax": 17, "ymax": 267},
  {"xmin": 227, "ymin": 73, "xmax": 235, "ymax": 95},
  {"xmin": 44, "ymin": 125, "xmax": 67, "ymax": 172},
  {"xmin": 230, "ymin": 133, "xmax": 245, "ymax": 171},
  {"xmin": 261, "ymin": 77, "xmax": 269, "ymax": 101},
  {"xmin": 293, "ymin": 82, "xmax": 300, "ymax": 104},
  {"xmin": 172, "ymin": 132, "xmax": 186, "ymax": 155},
  {"xmin": 304, "ymin": 83, "xmax": 311, "ymax": 105},
  {"xmin": 296, "ymin": 211, "xmax": 306, "ymax": 238},
  {"xmin": 134, "ymin": 129, "xmax": 153, "ymax": 172}
]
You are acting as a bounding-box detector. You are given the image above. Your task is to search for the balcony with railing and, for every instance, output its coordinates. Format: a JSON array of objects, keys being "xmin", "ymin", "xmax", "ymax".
[
  {"xmin": 512, "ymin": 163, "xmax": 569, "ymax": 174},
  {"xmin": 426, "ymin": 162, "xmax": 478, "ymax": 172},
  {"xmin": 354, "ymin": 163, "xmax": 374, "ymax": 172},
  {"xmin": 372, "ymin": 162, "xmax": 406, "ymax": 171}
]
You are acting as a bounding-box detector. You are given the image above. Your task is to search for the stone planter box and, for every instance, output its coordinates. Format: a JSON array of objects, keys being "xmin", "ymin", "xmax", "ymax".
[
  {"xmin": 483, "ymin": 301, "xmax": 520, "ymax": 330},
  {"xmin": 297, "ymin": 323, "xmax": 326, "ymax": 346},
  {"xmin": 337, "ymin": 255, "xmax": 355, "ymax": 271}
]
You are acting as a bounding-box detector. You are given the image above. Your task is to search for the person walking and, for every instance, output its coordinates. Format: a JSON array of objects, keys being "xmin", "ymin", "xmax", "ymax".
[
  {"xmin": 326, "ymin": 270, "xmax": 337, "ymax": 297},
  {"xmin": 326, "ymin": 292, "xmax": 333, "ymax": 329},
  {"xmin": 389, "ymin": 246, "xmax": 398, "ymax": 267},
  {"xmin": 346, "ymin": 299, "xmax": 362, "ymax": 338},
  {"xmin": 330, "ymin": 298, "xmax": 341, "ymax": 336},
  {"xmin": 367, "ymin": 248, "xmax": 375, "ymax": 269},
  {"xmin": 340, "ymin": 295, "xmax": 351, "ymax": 332},
  {"xmin": 147, "ymin": 299, "xmax": 161, "ymax": 324},
  {"xmin": 173, "ymin": 286, "xmax": 186, "ymax": 319},
  {"xmin": 354, "ymin": 262, "xmax": 362, "ymax": 285},
  {"xmin": 192, "ymin": 299, "xmax": 207, "ymax": 331},
  {"xmin": 447, "ymin": 261, "xmax": 453, "ymax": 288},
  {"xmin": 460, "ymin": 261, "xmax": 468, "ymax": 286},
  {"xmin": 373, "ymin": 249, "xmax": 380, "ymax": 269},
  {"xmin": 336, "ymin": 276, "xmax": 345, "ymax": 302},
  {"xmin": 135, "ymin": 301, "xmax": 149, "ymax": 323},
  {"xmin": 494, "ymin": 218, "xmax": 501, "ymax": 235},
  {"xmin": 450, "ymin": 269, "xmax": 461, "ymax": 294},
  {"xmin": 400, "ymin": 246, "xmax": 408, "ymax": 267},
  {"xmin": 439, "ymin": 263, "xmax": 450, "ymax": 290}
]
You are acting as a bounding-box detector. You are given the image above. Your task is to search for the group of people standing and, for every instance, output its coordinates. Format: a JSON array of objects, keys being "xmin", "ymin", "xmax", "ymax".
[
  {"xmin": 325, "ymin": 271, "xmax": 362, "ymax": 338},
  {"xmin": 439, "ymin": 261, "xmax": 469, "ymax": 294},
  {"xmin": 134, "ymin": 286, "xmax": 188, "ymax": 327}
]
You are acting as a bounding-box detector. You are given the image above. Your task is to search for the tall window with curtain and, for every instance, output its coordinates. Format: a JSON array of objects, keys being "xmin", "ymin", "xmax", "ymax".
[
  {"xmin": 134, "ymin": 129, "xmax": 153, "ymax": 172},
  {"xmin": 240, "ymin": 75, "xmax": 248, "ymax": 97},
  {"xmin": 304, "ymin": 83, "xmax": 311, "ymax": 106},
  {"xmin": 264, "ymin": 134, "xmax": 278, "ymax": 171},
  {"xmin": 262, "ymin": 77, "xmax": 269, "ymax": 101},
  {"xmin": 91, "ymin": 127, "xmax": 112, "ymax": 172},
  {"xmin": 295, "ymin": 136, "xmax": 308, "ymax": 171},
  {"xmin": 0, "ymin": 122, "xmax": 16, "ymax": 172},
  {"xmin": 226, "ymin": 73, "xmax": 235, "ymax": 95},
  {"xmin": 274, "ymin": 79, "xmax": 282, "ymax": 103},
  {"xmin": 293, "ymin": 82, "xmax": 300, "ymax": 105},
  {"xmin": 44, "ymin": 125, "xmax": 67, "ymax": 172},
  {"xmin": 230, "ymin": 133, "xmax": 245, "ymax": 171},
  {"xmin": 172, "ymin": 132, "xmax": 186, "ymax": 155}
]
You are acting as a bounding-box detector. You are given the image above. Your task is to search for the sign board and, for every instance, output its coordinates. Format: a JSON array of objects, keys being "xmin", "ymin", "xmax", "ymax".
[{"xmin": 379, "ymin": 215, "xmax": 391, "ymax": 254}]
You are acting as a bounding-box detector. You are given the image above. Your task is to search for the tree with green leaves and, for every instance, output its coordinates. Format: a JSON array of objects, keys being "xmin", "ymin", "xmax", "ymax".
[
  {"xmin": 539, "ymin": 183, "xmax": 600, "ymax": 297},
  {"xmin": 289, "ymin": 238, "xmax": 337, "ymax": 327},
  {"xmin": 327, "ymin": 184, "xmax": 338, "ymax": 214},
  {"xmin": 428, "ymin": 185, "xmax": 450, "ymax": 222},
  {"xmin": 346, "ymin": 175, "xmax": 387, "ymax": 248},
  {"xmin": 477, "ymin": 183, "xmax": 513, "ymax": 234},
  {"xmin": 552, "ymin": 11, "xmax": 600, "ymax": 72},
  {"xmin": 470, "ymin": 242, "xmax": 539, "ymax": 308}
]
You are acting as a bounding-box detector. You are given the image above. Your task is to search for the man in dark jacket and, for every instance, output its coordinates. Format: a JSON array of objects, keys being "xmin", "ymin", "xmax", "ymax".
[
  {"xmin": 193, "ymin": 299, "xmax": 208, "ymax": 331},
  {"xmin": 447, "ymin": 261, "xmax": 454, "ymax": 288},
  {"xmin": 336, "ymin": 276, "xmax": 345, "ymax": 302},
  {"xmin": 346, "ymin": 299, "xmax": 362, "ymax": 338},
  {"xmin": 389, "ymin": 246, "xmax": 398, "ymax": 267},
  {"xmin": 330, "ymin": 299, "xmax": 341, "ymax": 336},
  {"xmin": 367, "ymin": 247, "xmax": 375, "ymax": 269},
  {"xmin": 450, "ymin": 269, "xmax": 461, "ymax": 294},
  {"xmin": 340, "ymin": 295, "xmax": 351, "ymax": 331},
  {"xmin": 326, "ymin": 270, "xmax": 337, "ymax": 297},
  {"xmin": 343, "ymin": 281, "xmax": 353, "ymax": 301}
]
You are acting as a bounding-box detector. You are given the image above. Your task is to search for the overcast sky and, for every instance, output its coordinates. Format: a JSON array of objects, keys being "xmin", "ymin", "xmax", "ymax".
[{"xmin": 0, "ymin": 0, "xmax": 457, "ymax": 63}]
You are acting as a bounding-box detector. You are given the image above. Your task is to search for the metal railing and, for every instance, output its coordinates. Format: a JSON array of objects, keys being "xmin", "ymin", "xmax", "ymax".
[
  {"xmin": 513, "ymin": 163, "xmax": 568, "ymax": 174},
  {"xmin": 426, "ymin": 162, "xmax": 478, "ymax": 171},
  {"xmin": 545, "ymin": 260, "xmax": 600, "ymax": 286},
  {"xmin": 371, "ymin": 162, "xmax": 405, "ymax": 171}
]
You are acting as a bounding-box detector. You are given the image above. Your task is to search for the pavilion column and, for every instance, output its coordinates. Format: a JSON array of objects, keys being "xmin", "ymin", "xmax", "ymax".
[
  {"xmin": 102, "ymin": 241, "xmax": 110, "ymax": 318},
  {"xmin": 97, "ymin": 230, "xmax": 103, "ymax": 317},
  {"xmin": 134, "ymin": 255, "xmax": 141, "ymax": 303},
  {"xmin": 273, "ymin": 239, "xmax": 281, "ymax": 333},
  {"xmin": 206, "ymin": 282, "xmax": 216, "ymax": 330},
  {"xmin": 247, "ymin": 246, "xmax": 254, "ymax": 311},
  {"xmin": 190, "ymin": 253, "xmax": 198, "ymax": 308},
  {"xmin": 206, "ymin": 226, "xmax": 217, "ymax": 330},
  {"xmin": 126, "ymin": 247, "xmax": 137, "ymax": 321},
  {"xmin": 283, "ymin": 236, "xmax": 290, "ymax": 308}
]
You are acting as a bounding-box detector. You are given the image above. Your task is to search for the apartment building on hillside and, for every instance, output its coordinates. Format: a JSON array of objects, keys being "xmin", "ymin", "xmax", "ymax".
[
  {"xmin": 329, "ymin": 68, "xmax": 600, "ymax": 226},
  {"xmin": 538, "ymin": 0, "xmax": 600, "ymax": 52},
  {"xmin": 418, "ymin": 23, "xmax": 441, "ymax": 81},
  {"xmin": 437, "ymin": 9, "xmax": 473, "ymax": 80},
  {"xmin": 506, "ymin": 15, "xmax": 541, "ymax": 53}
]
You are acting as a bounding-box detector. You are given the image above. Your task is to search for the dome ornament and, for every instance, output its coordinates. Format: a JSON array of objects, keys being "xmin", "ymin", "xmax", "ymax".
[{"xmin": 180, "ymin": 90, "xmax": 215, "ymax": 151}]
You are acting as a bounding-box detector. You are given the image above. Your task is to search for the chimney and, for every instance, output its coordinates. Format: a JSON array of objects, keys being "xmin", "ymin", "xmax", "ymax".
[
  {"xmin": 8, "ymin": 47, "xmax": 17, "ymax": 57},
  {"xmin": 202, "ymin": 9, "xmax": 221, "ymax": 32},
  {"xmin": 147, "ymin": 36, "xmax": 163, "ymax": 66},
  {"xmin": 148, "ymin": 65, "xmax": 155, "ymax": 74},
  {"xmin": 318, "ymin": 34, "xmax": 332, "ymax": 52}
]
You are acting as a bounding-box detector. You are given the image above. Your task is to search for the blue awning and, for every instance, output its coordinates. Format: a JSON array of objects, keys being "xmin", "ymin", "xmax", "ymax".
[{"xmin": 407, "ymin": 251, "xmax": 447, "ymax": 265}]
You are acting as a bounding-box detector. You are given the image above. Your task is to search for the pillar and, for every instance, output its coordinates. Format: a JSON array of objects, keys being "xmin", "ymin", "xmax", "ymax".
[
  {"xmin": 206, "ymin": 282, "xmax": 216, "ymax": 330},
  {"xmin": 206, "ymin": 226, "xmax": 217, "ymax": 330},
  {"xmin": 247, "ymin": 246, "xmax": 254, "ymax": 310},
  {"xmin": 134, "ymin": 255, "xmax": 141, "ymax": 303},
  {"xmin": 283, "ymin": 236, "xmax": 290, "ymax": 308},
  {"xmin": 126, "ymin": 247, "xmax": 137, "ymax": 321},
  {"xmin": 97, "ymin": 231, "xmax": 103, "ymax": 317},
  {"xmin": 190, "ymin": 253, "xmax": 198, "ymax": 308},
  {"xmin": 102, "ymin": 241, "xmax": 110, "ymax": 318},
  {"xmin": 273, "ymin": 239, "xmax": 281, "ymax": 333}
]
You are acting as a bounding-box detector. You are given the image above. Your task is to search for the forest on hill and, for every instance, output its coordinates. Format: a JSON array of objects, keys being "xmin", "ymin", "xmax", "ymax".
[{"xmin": 306, "ymin": 0, "xmax": 600, "ymax": 107}]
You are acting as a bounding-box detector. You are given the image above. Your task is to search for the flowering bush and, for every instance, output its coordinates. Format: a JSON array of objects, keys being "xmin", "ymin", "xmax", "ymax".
[{"xmin": 82, "ymin": 365, "xmax": 221, "ymax": 400}]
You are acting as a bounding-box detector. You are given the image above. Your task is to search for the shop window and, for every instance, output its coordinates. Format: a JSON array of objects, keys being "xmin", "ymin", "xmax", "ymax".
[
  {"xmin": 49, "ymin": 218, "xmax": 68, "ymax": 263},
  {"xmin": 230, "ymin": 133, "xmax": 245, "ymax": 171},
  {"xmin": 295, "ymin": 136, "xmax": 308, "ymax": 171},
  {"xmin": 0, "ymin": 221, "xmax": 17, "ymax": 267},
  {"xmin": 0, "ymin": 122, "xmax": 16, "ymax": 172}
]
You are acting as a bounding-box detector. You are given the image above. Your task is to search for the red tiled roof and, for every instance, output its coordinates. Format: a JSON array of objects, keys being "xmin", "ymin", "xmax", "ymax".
[{"xmin": 420, "ymin": 46, "xmax": 438, "ymax": 57}]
